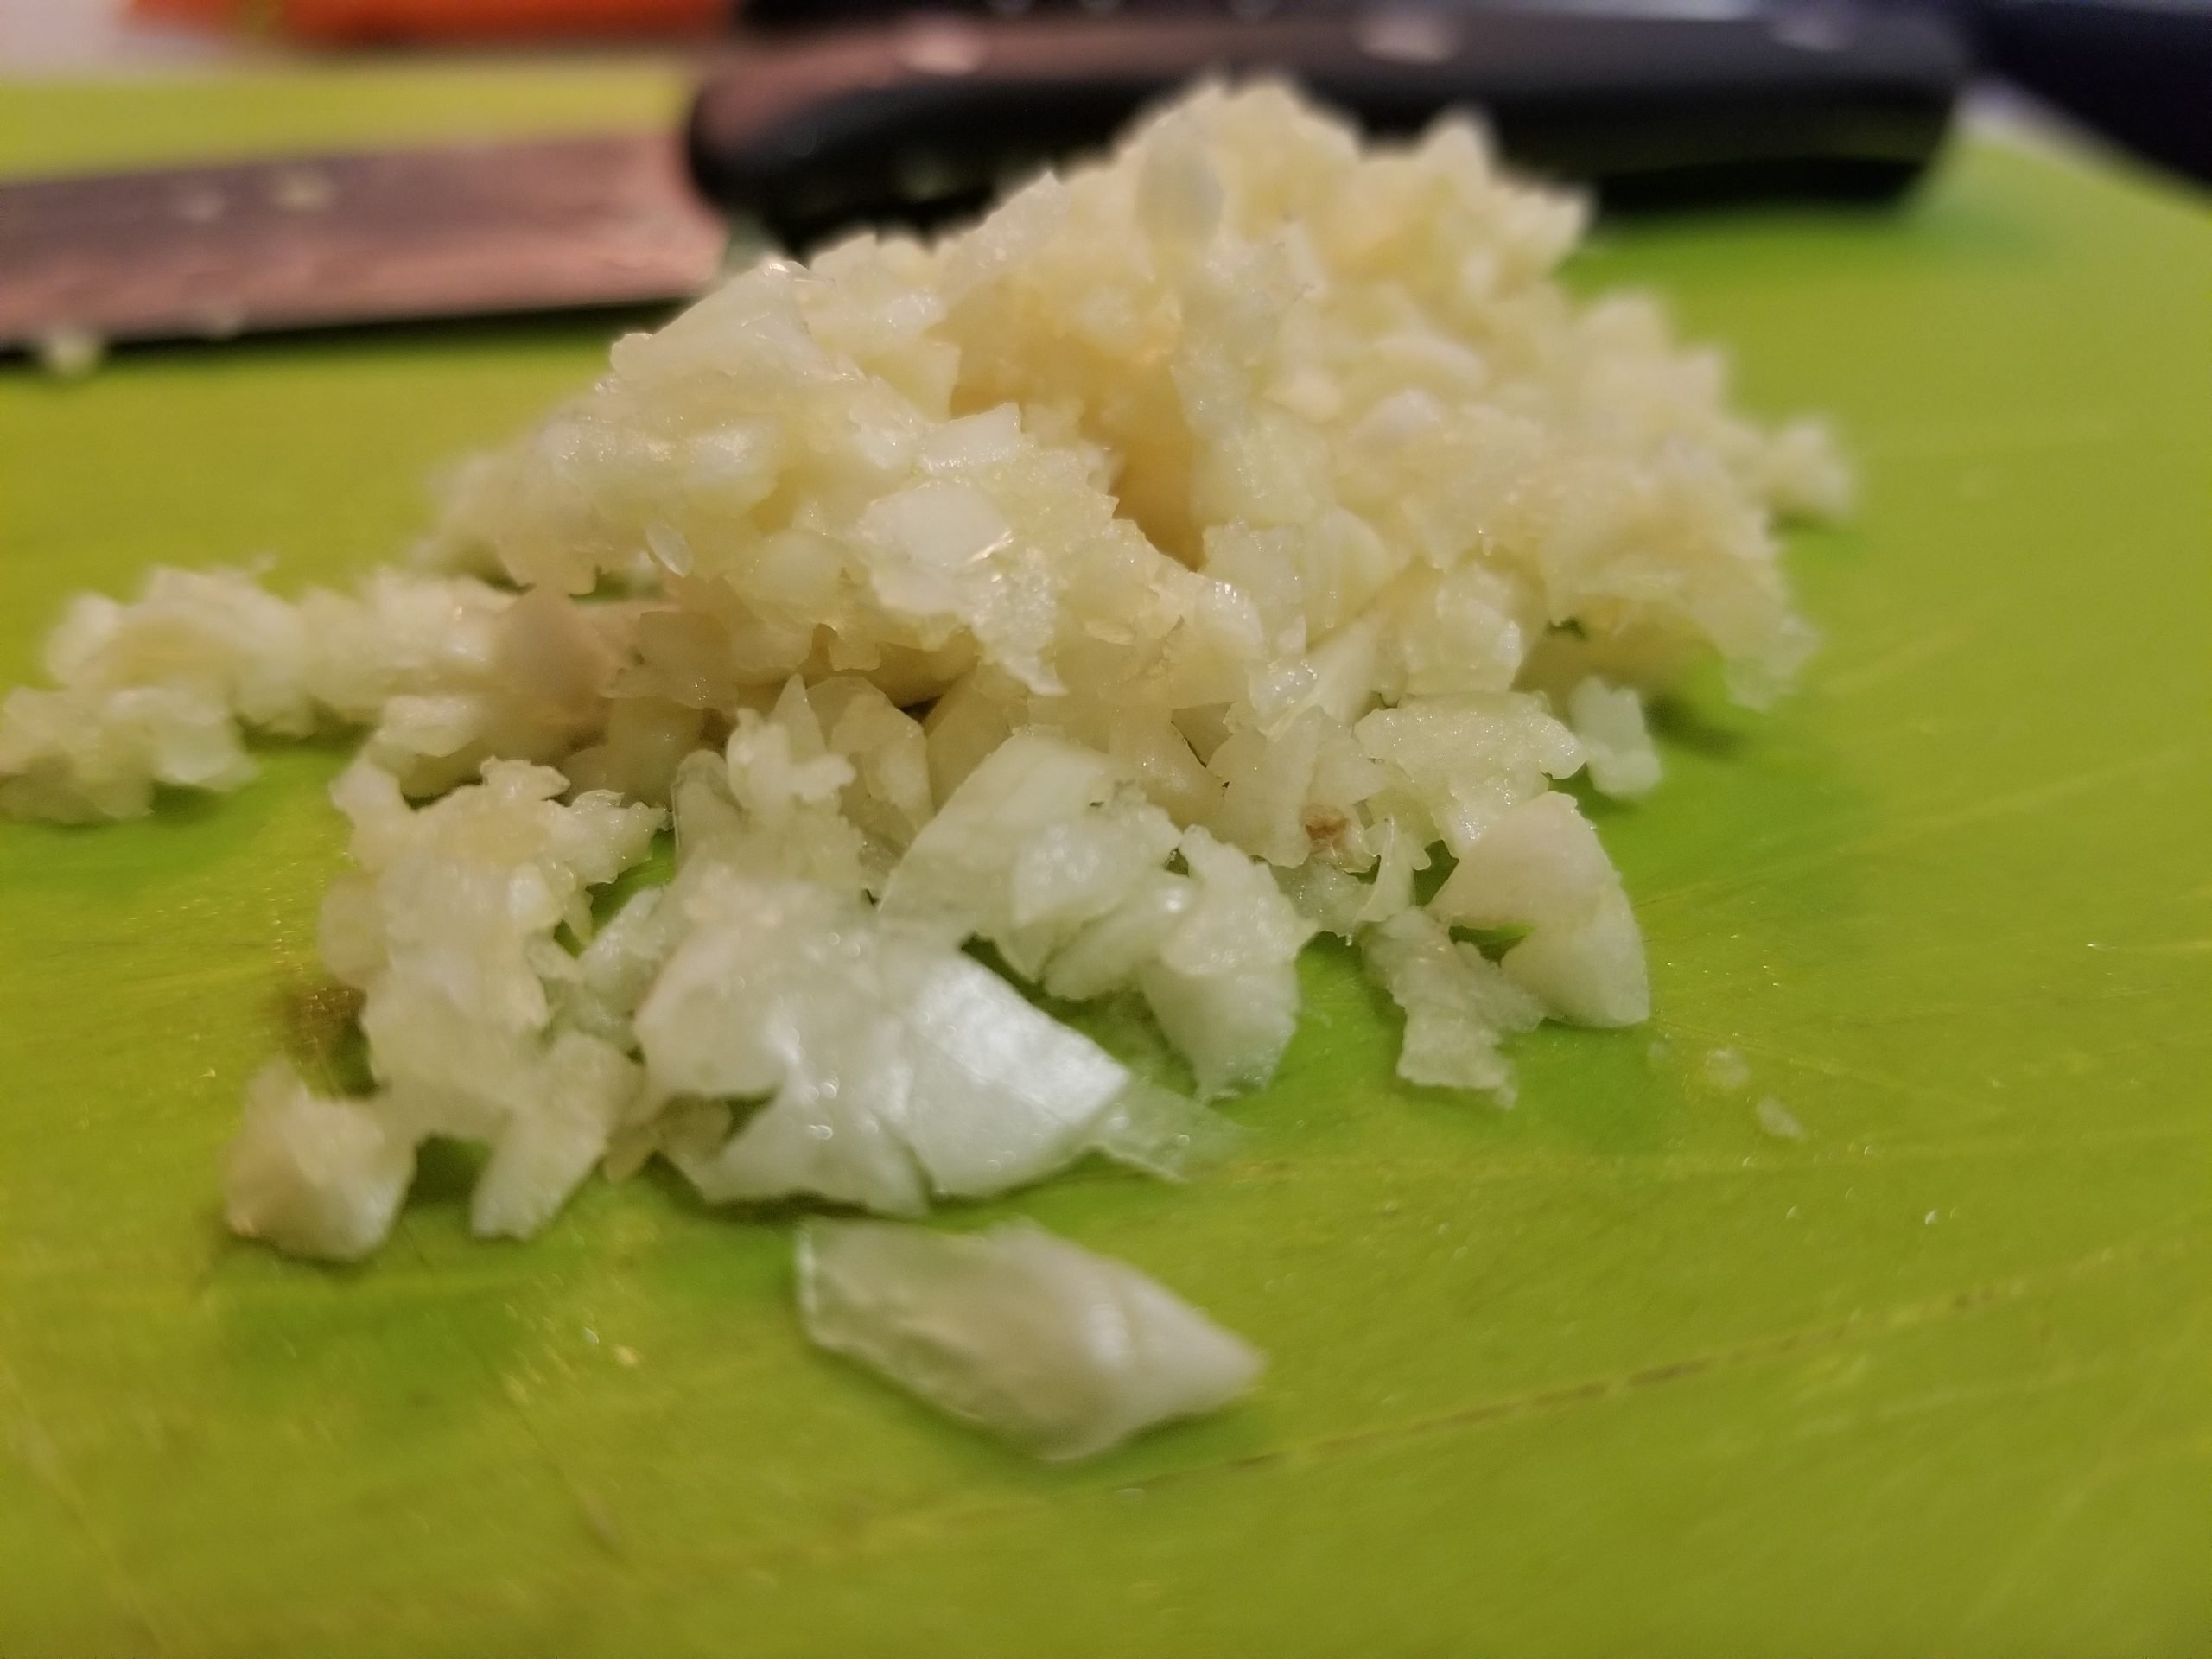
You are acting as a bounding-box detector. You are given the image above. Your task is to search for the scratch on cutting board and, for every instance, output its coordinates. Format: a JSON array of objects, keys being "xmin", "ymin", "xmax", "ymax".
[
  {"xmin": 1639, "ymin": 746, "xmax": 2188, "ymax": 915},
  {"xmin": 391, "ymin": 1216, "xmax": 631, "ymax": 1563},
  {"xmin": 1164, "ymin": 1116, "xmax": 2212, "ymax": 1199},
  {"xmin": 1815, "ymin": 1353, "xmax": 2117, "ymax": 1437},
  {"xmin": 660, "ymin": 1226, "xmax": 2206, "ymax": 1583},
  {"xmin": 1880, "ymin": 746, "xmax": 2193, "ymax": 842},
  {"xmin": 1819, "ymin": 622, "xmax": 1983, "ymax": 699},
  {"xmin": 0, "ymin": 1345, "xmax": 181, "ymax": 1655},
  {"xmin": 2093, "ymin": 938, "xmax": 2212, "ymax": 957},
  {"xmin": 1851, "ymin": 410, "xmax": 2131, "ymax": 461},
  {"xmin": 1952, "ymin": 1295, "xmax": 2209, "ymax": 1641},
  {"xmin": 1655, "ymin": 1020, "xmax": 1999, "ymax": 1116},
  {"xmin": 1135, "ymin": 1227, "xmax": 2206, "ymax": 1491}
]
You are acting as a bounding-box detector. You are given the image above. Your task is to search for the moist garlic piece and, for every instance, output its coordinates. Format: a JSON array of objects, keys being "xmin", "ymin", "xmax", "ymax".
[
  {"xmin": 1432, "ymin": 791, "xmax": 1649, "ymax": 1027},
  {"xmin": 0, "ymin": 679, "xmax": 253, "ymax": 822},
  {"xmin": 1354, "ymin": 693, "xmax": 1583, "ymax": 858},
  {"xmin": 1136, "ymin": 824, "xmax": 1316, "ymax": 1096},
  {"xmin": 880, "ymin": 731, "xmax": 1175, "ymax": 976},
  {"xmin": 280, "ymin": 757, "xmax": 663, "ymax": 1252},
  {"xmin": 223, "ymin": 1061, "xmax": 416, "ymax": 1262},
  {"xmin": 0, "ymin": 563, "xmax": 652, "ymax": 818},
  {"xmin": 467, "ymin": 1030, "xmax": 642, "ymax": 1240},
  {"xmin": 882, "ymin": 733, "xmax": 1314, "ymax": 1095},
  {"xmin": 1362, "ymin": 906, "xmax": 1546, "ymax": 1100},
  {"xmin": 0, "ymin": 566, "xmax": 318, "ymax": 820},
  {"xmin": 633, "ymin": 872, "xmax": 1132, "ymax": 1213},
  {"xmin": 1566, "ymin": 677, "xmax": 1662, "ymax": 800},
  {"xmin": 1084, "ymin": 1078, "xmax": 1246, "ymax": 1182},
  {"xmin": 798, "ymin": 1219, "xmax": 1264, "ymax": 1459}
]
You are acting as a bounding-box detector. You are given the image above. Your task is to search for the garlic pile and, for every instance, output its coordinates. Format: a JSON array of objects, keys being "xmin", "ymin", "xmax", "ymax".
[{"xmin": 0, "ymin": 85, "xmax": 1841, "ymax": 1453}]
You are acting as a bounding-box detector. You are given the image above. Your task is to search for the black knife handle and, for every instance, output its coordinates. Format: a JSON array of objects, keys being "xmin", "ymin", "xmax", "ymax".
[
  {"xmin": 1971, "ymin": 0, "xmax": 2212, "ymax": 184},
  {"xmin": 689, "ymin": 9, "xmax": 1965, "ymax": 238},
  {"xmin": 738, "ymin": 0, "xmax": 1546, "ymax": 19}
]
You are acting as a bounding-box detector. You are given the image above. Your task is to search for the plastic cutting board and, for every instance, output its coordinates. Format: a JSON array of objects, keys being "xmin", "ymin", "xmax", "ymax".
[{"xmin": 1, "ymin": 64, "xmax": 2208, "ymax": 1658}]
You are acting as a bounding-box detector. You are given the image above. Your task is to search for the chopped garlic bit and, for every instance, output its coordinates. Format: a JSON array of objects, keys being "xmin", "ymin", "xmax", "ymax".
[
  {"xmin": 0, "ymin": 566, "xmax": 626, "ymax": 817},
  {"xmin": 0, "ymin": 84, "xmax": 1839, "ymax": 1259},
  {"xmin": 1086, "ymin": 1078, "xmax": 1246, "ymax": 1182},
  {"xmin": 1755, "ymin": 1096, "xmax": 1808, "ymax": 1141},
  {"xmin": 635, "ymin": 871, "xmax": 1131, "ymax": 1214},
  {"xmin": 1566, "ymin": 677, "xmax": 1662, "ymax": 800},
  {"xmin": 1702, "ymin": 1046, "xmax": 1753, "ymax": 1093},
  {"xmin": 259, "ymin": 757, "xmax": 662, "ymax": 1255},
  {"xmin": 1431, "ymin": 791, "xmax": 1649, "ymax": 1028},
  {"xmin": 798, "ymin": 1219, "xmax": 1263, "ymax": 1459},
  {"xmin": 35, "ymin": 327, "xmax": 107, "ymax": 380},
  {"xmin": 223, "ymin": 1060, "xmax": 414, "ymax": 1262},
  {"xmin": 1363, "ymin": 908, "xmax": 1544, "ymax": 1101},
  {"xmin": 882, "ymin": 732, "xmax": 1315, "ymax": 1096}
]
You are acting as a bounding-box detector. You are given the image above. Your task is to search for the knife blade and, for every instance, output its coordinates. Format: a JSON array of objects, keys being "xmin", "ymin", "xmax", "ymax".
[
  {"xmin": 0, "ymin": 134, "xmax": 728, "ymax": 353},
  {"xmin": 0, "ymin": 4, "xmax": 1967, "ymax": 353}
]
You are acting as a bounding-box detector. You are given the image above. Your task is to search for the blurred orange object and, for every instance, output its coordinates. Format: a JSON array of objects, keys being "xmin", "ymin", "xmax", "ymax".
[{"xmin": 132, "ymin": 0, "xmax": 726, "ymax": 42}]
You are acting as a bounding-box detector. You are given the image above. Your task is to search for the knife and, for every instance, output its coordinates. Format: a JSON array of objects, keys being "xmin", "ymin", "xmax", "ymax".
[{"xmin": 0, "ymin": 4, "xmax": 1967, "ymax": 353}]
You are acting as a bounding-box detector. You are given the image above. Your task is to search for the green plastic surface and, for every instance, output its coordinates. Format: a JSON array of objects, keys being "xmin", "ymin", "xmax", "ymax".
[{"xmin": 3, "ymin": 67, "xmax": 2209, "ymax": 1657}]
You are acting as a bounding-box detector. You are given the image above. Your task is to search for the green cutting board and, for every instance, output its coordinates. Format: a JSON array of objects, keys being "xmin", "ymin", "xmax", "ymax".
[{"xmin": 2, "ymin": 67, "xmax": 2208, "ymax": 1658}]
